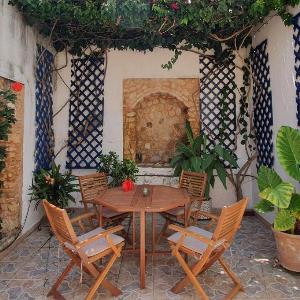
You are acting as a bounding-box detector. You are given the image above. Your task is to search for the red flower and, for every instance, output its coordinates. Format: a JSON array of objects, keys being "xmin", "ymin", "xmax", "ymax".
[
  {"xmin": 170, "ymin": 2, "xmax": 179, "ymax": 11},
  {"xmin": 11, "ymin": 82, "xmax": 23, "ymax": 92}
]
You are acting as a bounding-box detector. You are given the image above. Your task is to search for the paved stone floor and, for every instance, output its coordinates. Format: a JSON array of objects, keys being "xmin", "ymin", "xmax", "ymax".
[{"xmin": 0, "ymin": 215, "xmax": 299, "ymax": 300}]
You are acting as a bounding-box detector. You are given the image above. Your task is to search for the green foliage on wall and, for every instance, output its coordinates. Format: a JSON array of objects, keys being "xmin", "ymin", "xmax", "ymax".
[
  {"xmin": 0, "ymin": 89, "xmax": 17, "ymax": 176},
  {"xmin": 8, "ymin": 0, "xmax": 300, "ymax": 56}
]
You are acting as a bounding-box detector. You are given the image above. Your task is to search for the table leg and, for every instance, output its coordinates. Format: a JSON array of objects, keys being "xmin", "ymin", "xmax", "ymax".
[
  {"xmin": 152, "ymin": 212, "xmax": 156, "ymax": 253},
  {"xmin": 184, "ymin": 203, "xmax": 189, "ymax": 227},
  {"xmin": 140, "ymin": 211, "xmax": 146, "ymax": 289},
  {"xmin": 132, "ymin": 212, "xmax": 136, "ymax": 250},
  {"xmin": 99, "ymin": 205, "xmax": 103, "ymax": 227}
]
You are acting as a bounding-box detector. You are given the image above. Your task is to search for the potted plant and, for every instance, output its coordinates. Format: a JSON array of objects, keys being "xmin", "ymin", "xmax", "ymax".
[
  {"xmin": 171, "ymin": 121, "xmax": 238, "ymax": 198},
  {"xmin": 97, "ymin": 151, "xmax": 139, "ymax": 187},
  {"xmin": 29, "ymin": 164, "xmax": 79, "ymax": 209},
  {"xmin": 255, "ymin": 126, "xmax": 300, "ymax": 272}
]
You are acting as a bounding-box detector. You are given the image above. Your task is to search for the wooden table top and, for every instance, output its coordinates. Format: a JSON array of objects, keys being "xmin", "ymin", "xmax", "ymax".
[{"xmin": 95, "ymin": 184, "xmax": 190, "ymax": 213}]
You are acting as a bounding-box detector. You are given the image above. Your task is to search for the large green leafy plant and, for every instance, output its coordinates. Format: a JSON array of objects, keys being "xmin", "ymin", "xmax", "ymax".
[
  {"xmin": 97, "ymin": 151, "xmax": 139, "ymax": 187},
  {"xmin": 171, "ymin": 122, "xmax": 238, "ymax": 197},
  {"xmin": 255, "ymin": 126, "xmax": 300, "ymax": 234},
  {"xmin": 29, "ymin": 164, "xmax": 79, "ymax": 209}
]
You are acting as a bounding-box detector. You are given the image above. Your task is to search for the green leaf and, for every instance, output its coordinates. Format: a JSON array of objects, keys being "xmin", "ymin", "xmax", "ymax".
[
  {"xmin": 185, "ymin": 121, "xmax": 194, "ymax": 146},
  {"xmin": 177, "ymin": 143, "xmax": 195, "ymax": 157},
  {"xmin": 255, "ymin": 199, "xmax": 274, "ymax": 213},
  {"xmin": 257, "ymin": 166, "xmax": 282, "ymax": 192},
  {"xmin": 192, "ymin": 135, "xmax": 203, "ymax": 154},
  {"xmin": 276, "ymin": 126, "xmax": 300, "ymax": 181},
  {"xmin": 259, "ymin": 182, "xmax": 294, "ymax": 208},
  {"xmin": 288, "ymin": 193, "xmax": 300, "ymax": 212},
  {"xmin": 201, "ymin": 153, "xmax": 215, "ymax": 170},
  {"xmin": 214, "ymin": 144, "xmax": 238, "ymax": 167},
  {"xmin": 274, "ymin": 210, "xmax": 296, "ymax": 231},
  {"xmin": 215, "ymin": 160, "xmax": 227, "ymax": 189},
  {"xmin": 190, "ymin": 156, "xmax": 203, "ymax": 172}
]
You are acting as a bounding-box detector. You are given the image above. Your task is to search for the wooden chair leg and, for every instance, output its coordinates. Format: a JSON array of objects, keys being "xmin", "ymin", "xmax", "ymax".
[
  {"xmin": 47, "ymin": 260, "xmax": 75, "ymax": 299},
  {"xmin": 84, "ymin": 259, "xmax": 122, "ymax": 297},
  {"xmin": 156, "ymin": 218, "xmax": 169, "ymax": 244},
  {"xmin": 172, "ymin": 250, "xmax": 209, "ymax": 300},
  {"xmin": 218, "ymin": 257, "xmax": 244, "ymax": 299},
  {"xmin": 85, "ymin": 249, "xmax": 121, "ymax": 300}
]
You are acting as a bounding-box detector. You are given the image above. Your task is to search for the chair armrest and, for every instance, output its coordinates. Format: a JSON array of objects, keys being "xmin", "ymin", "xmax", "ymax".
[
  {"xmin": 70, "ymin": 212, "xmax": 97, "ymax": 224},
  {"xmin": 76, "ymin": 225, "xmax": 124, "ymax": 248},
  {"xmin": 168, "ymin": 224, "xmax": 213, "ymax": 246}
]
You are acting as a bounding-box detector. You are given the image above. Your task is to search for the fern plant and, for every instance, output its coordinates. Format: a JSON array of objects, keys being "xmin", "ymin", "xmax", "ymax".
[{"xmin": 255, "ymin": 126, "xmax": 300, "ymax": 234}]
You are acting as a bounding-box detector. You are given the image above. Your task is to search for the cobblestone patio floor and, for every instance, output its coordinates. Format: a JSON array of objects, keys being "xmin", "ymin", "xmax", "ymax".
[{"xmin": 0, "ymin": 215, "xmax": 299, "ymax": 300}]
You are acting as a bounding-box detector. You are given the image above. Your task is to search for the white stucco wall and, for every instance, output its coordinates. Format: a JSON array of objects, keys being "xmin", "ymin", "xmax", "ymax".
[
  {"xmin": 7, "ymin": 1, "xmax": 300, "ymax": 236},
  {"xmin": 252, "ymin": 5, "xmax": 300, "ymax": 223},
  {"xmin": 54, "ymin": 48, "xmax": 252, "ymax": 209},
  {"xmin": 0, "ymin": 1, "xmax": 52, "ymax": 233}
]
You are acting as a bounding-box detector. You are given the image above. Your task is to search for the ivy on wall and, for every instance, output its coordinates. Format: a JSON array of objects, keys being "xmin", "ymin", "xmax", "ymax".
[
  {"xmin": 0, "ymin": 89, "xmax": 18, "ymax": 175},
  {"xmin": 0, "ymin": 85, "xmax": 19, "ymax": 239}
]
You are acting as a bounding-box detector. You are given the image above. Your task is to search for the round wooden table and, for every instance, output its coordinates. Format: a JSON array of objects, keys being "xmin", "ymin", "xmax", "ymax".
[{"xmin": 95, "ymin": 184, "xmax": 190, "ymax": 289}]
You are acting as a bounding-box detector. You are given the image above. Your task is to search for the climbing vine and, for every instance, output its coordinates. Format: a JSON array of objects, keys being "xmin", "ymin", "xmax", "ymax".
[
  {"xmin": 8, "ymin": 0, "xmax": 299, "ymax": 56},
  {"xmin": 8, "ymin": 0, "xmax": 300, "ymax": 200},
  {"xmin": 0, "ymin": 85, "xmax": 19, "ymax": 239},
  {"xmin": 0, "ymin": 88, "xmax": 18, "ymax": 176}
]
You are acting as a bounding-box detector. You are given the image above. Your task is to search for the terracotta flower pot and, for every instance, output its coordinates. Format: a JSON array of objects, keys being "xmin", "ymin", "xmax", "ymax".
[{"xmin": 273, "ymin": 228, "xmax": 300, "ymax": 272}]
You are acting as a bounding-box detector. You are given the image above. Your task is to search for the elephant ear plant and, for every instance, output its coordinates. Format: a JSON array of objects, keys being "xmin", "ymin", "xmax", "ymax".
[
  {"xmin": 29, "ymin": 164, "xmax": 79, "ymax": 209},
  {"xmin": 255, "ymin": 126, "xmax": 300, "ymax": 234},
  {"xmin": 171, "ymin": 121, "xmax": 238, "ymax": 197}
]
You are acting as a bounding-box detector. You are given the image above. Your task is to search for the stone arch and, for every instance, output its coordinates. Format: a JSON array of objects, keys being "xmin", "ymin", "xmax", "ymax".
[
  {"xmin": 134, "ymin": 93, "xmax": 188, "ymax": 166},
  {"xmin": 123, "ymin": 78, "xmax": 200, "ymax": 162}
]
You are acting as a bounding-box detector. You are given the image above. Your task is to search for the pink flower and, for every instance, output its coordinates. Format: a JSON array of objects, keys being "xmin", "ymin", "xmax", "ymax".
[
  {"xmin": 11, "ymin": 82, "xmax": 23, "ymax": 92},
  {"xmin": 170, "ymin": 2, "xmax": 179, "ymax": 11}
]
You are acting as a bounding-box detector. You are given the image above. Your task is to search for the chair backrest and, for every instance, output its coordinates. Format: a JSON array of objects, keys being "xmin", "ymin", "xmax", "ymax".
[
  {"xmin": 179, "ymin": 170, "xmax": 207, "ymax": 198},
  {"xmin": 212, "ymin": 198, "xmax": 248, "ymax": 245},
  {"xmin": 43, "ymin": 200, "xmax": 78, "ymax": 246},
  {"xmin": 79, "ymin": 173, "xmax": 108, "ymax": 203}
]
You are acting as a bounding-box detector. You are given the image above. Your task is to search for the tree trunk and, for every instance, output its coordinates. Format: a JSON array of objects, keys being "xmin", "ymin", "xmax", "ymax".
[{"xmin": 235, "ymin": 176, "xmax": 244, "ymax": 201}]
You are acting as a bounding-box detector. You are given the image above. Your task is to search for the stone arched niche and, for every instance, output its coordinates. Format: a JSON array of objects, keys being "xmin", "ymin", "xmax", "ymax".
[
  {"xmin": 136, "ymin": 93, "xmax": 187, "ymax": 166},
  {"xmin": 123, "ymin": 78, "xmax": 200, "ymax": 166}
]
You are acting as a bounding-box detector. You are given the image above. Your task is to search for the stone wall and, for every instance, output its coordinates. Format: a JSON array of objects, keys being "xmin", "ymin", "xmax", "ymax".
[
  {"xmin": 136, "ymin": 93, "xmax": 187, "ymax": 166},
  {"xmin": 0, "ymin": 76, "xmax": 24, "ymax": 250},
  {"xmin": 123, "ymin": 78, "xmax": 200, "ymax": 163}
]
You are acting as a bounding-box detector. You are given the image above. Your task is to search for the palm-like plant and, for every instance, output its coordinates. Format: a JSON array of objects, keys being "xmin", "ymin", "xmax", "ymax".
[
  {"xmin": 255, "ymin": 126, "xmax": 300, "ymax": 233},
  {"xmin": 29, "ymin": 164, "xmax": 79, "ymax": 209},
  {"xmin": 171, "ymin": 122, "xmax": 238, "ymax": 197}
]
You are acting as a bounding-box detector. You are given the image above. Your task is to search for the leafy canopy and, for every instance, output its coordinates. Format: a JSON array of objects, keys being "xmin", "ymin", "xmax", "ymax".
[{"xmin": 8, "ymin": 0, "xmax": 300, "ymax": 55}]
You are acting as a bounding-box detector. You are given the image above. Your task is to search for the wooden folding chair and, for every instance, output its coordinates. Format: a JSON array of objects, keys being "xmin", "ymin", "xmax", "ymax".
[
  {"xmin": 78, "ymin": 173, "xmax": 130, "ymax": 230},
  {"xmin": 157, "ymin": 171, "xmax": 207, "ymax": 243},
  {"xmin": 43, "ymin": 200, "xmax": 125, "ymax": 300},
  {"xmin": 167, "ymin": 198, "xmax": 248, "ymax": 300}
]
